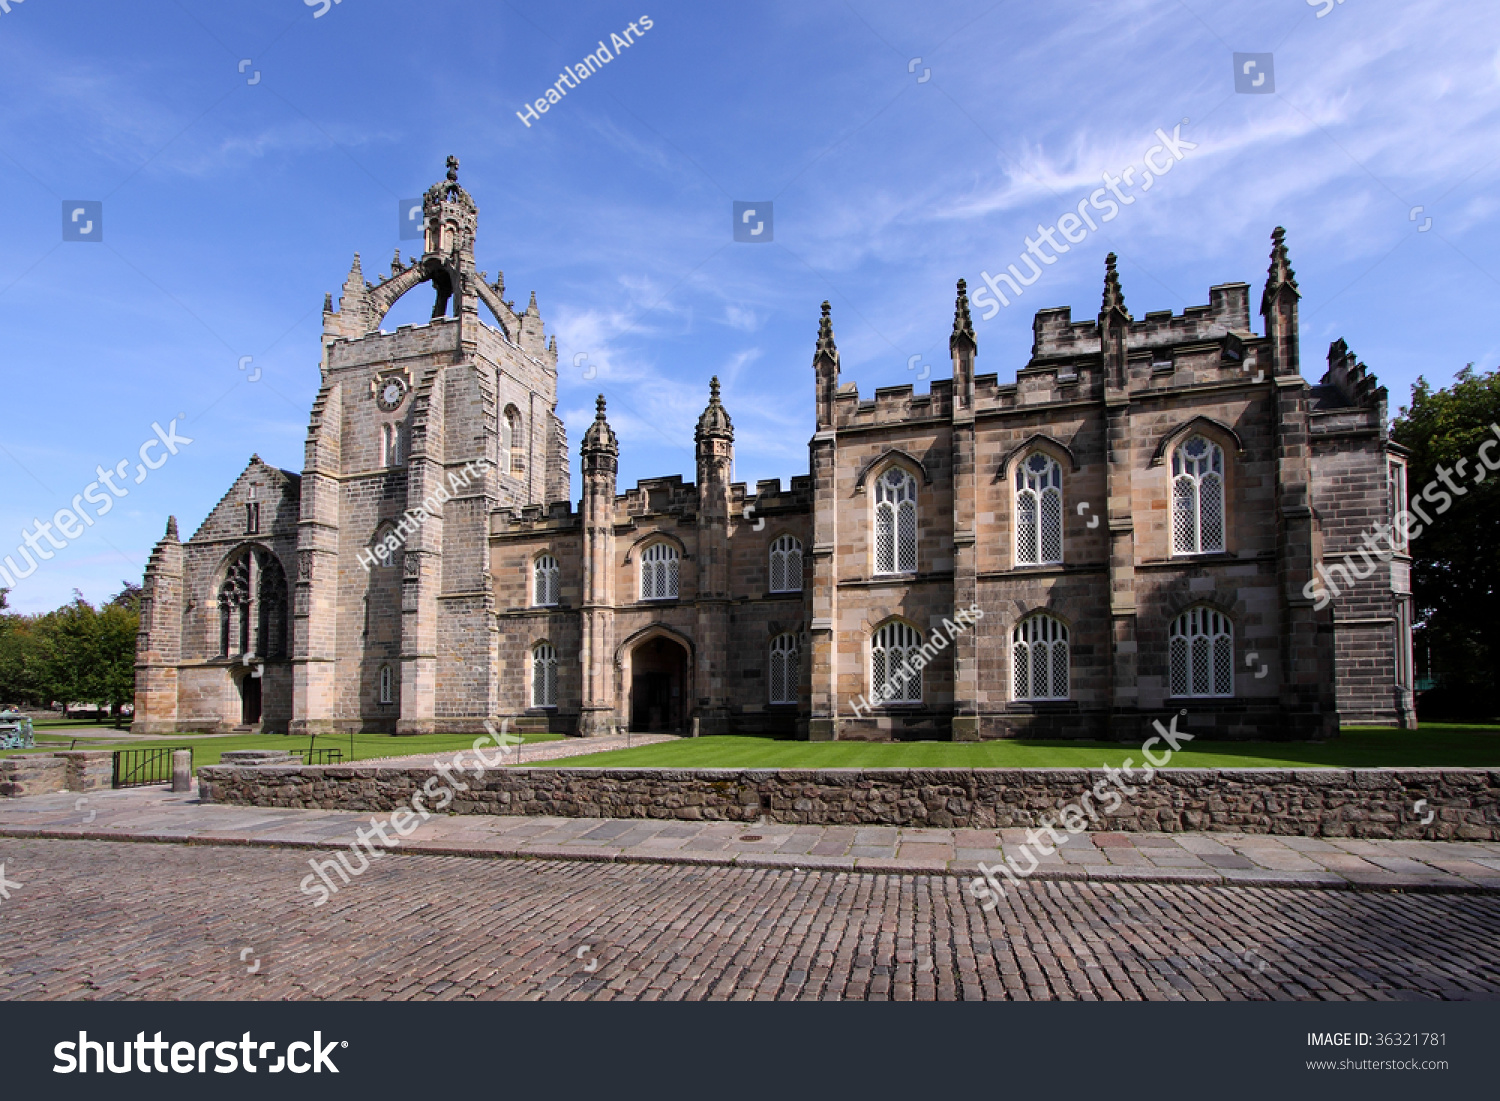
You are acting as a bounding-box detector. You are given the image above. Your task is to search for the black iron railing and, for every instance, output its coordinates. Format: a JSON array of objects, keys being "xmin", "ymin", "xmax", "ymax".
[
  {"xmin": 112, "ymin": 747, "xmax": 192, "ymax": 789},
  {"xmin": 303, "ymin": 748, "xmax": 344, "ymax": 766}
]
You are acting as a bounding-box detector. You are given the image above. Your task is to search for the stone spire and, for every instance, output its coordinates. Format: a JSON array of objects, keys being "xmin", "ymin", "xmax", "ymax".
[
  {"xmin": 1101, "ymin": 252, "xmax": 1129, "ymax": 319},
  {"xmin": 1261, "ymin": 226, "xmax": 1302, "ymax": 376},
  {"xmin": 812, "ymin": 300, "xmax": 840, "ymax": 430},
  {"xmin": 342, "ymin": 256, "xmax": 367, "ymax": 309},
  {"xmin": 950, "ymin": 278, "xmax": 976, "ymax": 354},
  {"xmin": 695, "ymin": 376, "xmax": 734, "ymax": 443},
  {"xmin": 1262, "ymin": 225, "xmax": 1300, "ymax": 310},
  {"xmin": 525, "ymin": 290, "xmax": 539, "ymax": 316},
  {"xmin": 814, "ymin": 300, "xmax": 837, "ymax": 361},
  {"xmin": 165, "ymin": 515, "xmax": 178, "ymax": 541}
]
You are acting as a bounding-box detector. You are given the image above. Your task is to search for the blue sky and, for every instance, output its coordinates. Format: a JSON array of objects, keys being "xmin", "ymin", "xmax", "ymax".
[{"xmin": 1, "ymin": 0, "xmax": 1497, "ymax": 613}]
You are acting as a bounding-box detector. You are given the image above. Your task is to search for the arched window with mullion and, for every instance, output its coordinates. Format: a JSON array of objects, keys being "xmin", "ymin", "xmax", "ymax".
[
  {"xmin": 871, "ymin": 621, "xmax": 922, "ymax": 703},
  {"xmin": 1171, "ymin": 436, "xmax": 1226, "ymax": 554},
  {"xmin": 1168, "ymin": 607, "xmax": 1233, "ymax": 697},
  {"xmin": 531, "ymin": 641, "xmax": 557, "ymax": 708},
  {"xmin": 874, "ymin": 467, "xmax": 917, "ymax": 575},
  {"xmin": 533, "ymin": 554, "xmax": 559, "ymax": 606},
  {"xmin": 769, "ymin": 535, "xmax": 802, "ymax": 593},
  {"xmin": 1012, "ymin": 614, "xmax": 1069, "ymax": 700},
  {"xmin": 1015, "ymin": 453, "xmax": 1063, "ymax": 566},
  {"xmin": 639, "ymin": 542, "xmax": 680, "ymax": 601},
  {"xmin": 768, "ymin": 632, "xmax": 798, "ymax": 704}
]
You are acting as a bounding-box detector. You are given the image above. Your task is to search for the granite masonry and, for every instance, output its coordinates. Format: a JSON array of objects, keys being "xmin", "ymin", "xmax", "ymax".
[
  {"xmin": 134, "ymin": 158, "xmax": 1412, "ymax": 742},
  {"xmin": 195, "ymin": 764, "xmax": 1499, "ymax": 840}
]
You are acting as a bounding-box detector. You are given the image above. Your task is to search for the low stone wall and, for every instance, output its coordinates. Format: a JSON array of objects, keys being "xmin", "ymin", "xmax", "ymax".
[
  {"xmin": 0, "ymin": 756, "xmax": 69, "ymax": 797},
  {"xmin": 196, "ymin": 765, "xmax": 1500, "ymax": 840},
  {"xmin": 51, "ymin": 750, "xmax": 114, "ymax": 792},
  {"xmin": 0, "ymin": 750, "xmax": 114, "ymax": 797}
]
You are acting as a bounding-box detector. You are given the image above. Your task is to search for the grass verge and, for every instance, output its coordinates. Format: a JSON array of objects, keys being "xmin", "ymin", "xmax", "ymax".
[{"xmin": 550, "ymin": 724, "xmax": 1500, "ymax": 770}]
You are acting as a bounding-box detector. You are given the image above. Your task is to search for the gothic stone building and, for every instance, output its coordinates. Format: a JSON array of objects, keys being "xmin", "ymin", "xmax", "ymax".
[{"xmin": 133, "ymin": 161, "xmax": 1415, "ymax": 741}]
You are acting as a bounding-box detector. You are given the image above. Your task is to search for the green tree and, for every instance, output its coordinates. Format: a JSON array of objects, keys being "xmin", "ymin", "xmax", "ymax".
[
  {"xmin": 1391, "ymin": 364, "xmax": 1500, "ymax": 719},
  {"xmin": 96, "ymin": 598, "xmax": 139, "ymax": 728},
  {"xmin": 0, "ymin": 586, "xmax": 140, "ymax": 723}
]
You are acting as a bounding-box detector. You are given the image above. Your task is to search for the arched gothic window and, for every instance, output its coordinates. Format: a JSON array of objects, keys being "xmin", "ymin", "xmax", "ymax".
[
  {"xmin": 533, "ymin": 554, "xmax": 559, "ymax": 606},
  {"xmin": 640, "ymin": 542, "xmax": 680, "ymax": 601},
  {"xmin": 1015, "ymin": 453, "xmax": 1063, "ymax": 565},
  {"xmin": 531, "ymin": 642, "xmax": 557, "ymax": 708},
  {"xmin": 769, "ymin": 632, "xmax": 799, "ymax": 704},
  {"xmin": 1172, "ymin": 436, "xmax": 1225, "ymax": 554},
  {"xmin": 505, "ymin": 407, "xmax": 523, "ymax": 474},
  {"xmin": 874, "ymin": 467, "xmax": 917, "ymax": 574},
  {"xmin": 1169, "ymin": 607, "xmax": 1234, "ymax": 697},
  {"xmin": 1012, "ymin": 614, "xmax": 1069, "ymax": 700},
  {"xmin": 871, "ymin": 621, "xmax": 922, "ymax": 704},
  {"xmin": 769, "ymin": 534, "xmax": 802, "ymax": 593},
  {"xmin": 216, "ymin": 547, "xmax": 287, "ymax": 660}
]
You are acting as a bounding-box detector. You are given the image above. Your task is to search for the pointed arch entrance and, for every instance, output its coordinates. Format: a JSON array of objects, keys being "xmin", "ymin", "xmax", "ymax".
[{"xmin": 620, "ymin": 629, "xmax": 692, "ymax": 733}]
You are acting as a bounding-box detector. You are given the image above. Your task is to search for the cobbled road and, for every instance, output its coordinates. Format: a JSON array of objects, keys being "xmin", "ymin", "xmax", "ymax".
[{"xmin": 0, "ymin": 838, "xmax": 1496, "ymax": 1000}]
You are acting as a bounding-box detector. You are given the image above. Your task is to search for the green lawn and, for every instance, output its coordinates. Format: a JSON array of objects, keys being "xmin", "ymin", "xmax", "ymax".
[
  {"xmin": 552, "ymin": 724, "xmax": 1500, "ymax": 770},
  {"xmin": 10, "ymin": 728, "xmax": 565, "ymax": 768}
]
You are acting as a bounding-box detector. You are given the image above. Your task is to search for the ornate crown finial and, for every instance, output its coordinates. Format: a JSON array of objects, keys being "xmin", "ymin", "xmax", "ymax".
[
  {"xmin": 446, "ymin": 155, "xmax": 459, "ymax": 182},
  {"xmin": 582, "ymin": 394, "xmax": 617, "ymax": 456},
  {"xmin": 696, "ymin": 375, "xmax": 734, "ymax": 443}
]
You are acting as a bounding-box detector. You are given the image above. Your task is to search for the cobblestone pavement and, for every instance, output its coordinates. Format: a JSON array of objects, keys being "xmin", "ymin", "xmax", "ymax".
[
  {"xmin": 2, "ymin": 786, "xmax": 1498, "ymax": 891},
  {"xmin": 0, "ymin": 837, "xmax": 1496, "ymax": 1000}
]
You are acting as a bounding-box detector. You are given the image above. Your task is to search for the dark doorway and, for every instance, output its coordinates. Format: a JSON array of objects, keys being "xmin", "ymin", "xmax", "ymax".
[
  {"xmin": 629, "ymin": 635, "xmax": 688, "ymax": 732},
  {"xmin": 240, "ymin": 674, "xmax": 262, "ymax": 725}
]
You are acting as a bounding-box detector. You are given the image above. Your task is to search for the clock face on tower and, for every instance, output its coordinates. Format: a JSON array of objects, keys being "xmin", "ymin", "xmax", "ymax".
[{"xmin": 377, "ymin": 378, "xmax": 406, "ymax": 410}]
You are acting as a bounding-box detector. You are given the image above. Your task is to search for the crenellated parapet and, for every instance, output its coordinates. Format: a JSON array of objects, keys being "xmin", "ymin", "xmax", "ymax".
[
  {"xmin": 833, "ymin": 379, "xmax": 955, "ymax": 428},
  {"xmin": 618, "ymin": 475, "xmax": 699, "ymax": 521}
]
